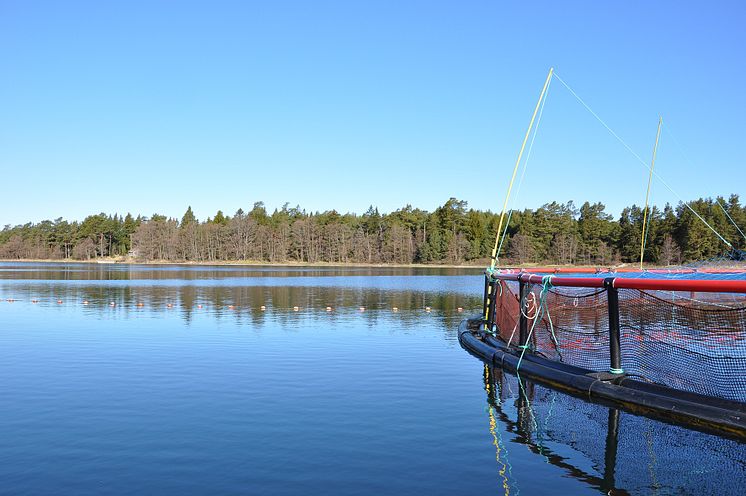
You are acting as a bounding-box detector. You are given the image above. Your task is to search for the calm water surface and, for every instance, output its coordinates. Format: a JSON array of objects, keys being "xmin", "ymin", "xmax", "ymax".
[{"xmin": 0, "ymin": 262, "xmax": 743, "ymax": 495}]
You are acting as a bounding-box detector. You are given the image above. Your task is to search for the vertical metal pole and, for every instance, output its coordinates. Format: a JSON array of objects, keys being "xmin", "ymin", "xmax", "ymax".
[
  {"xmin": 605, "ymin": 277, "xmax": 623, "ymax": 374},
  {"xmin": 519, "ymin": 276, "xmax": 529, "ymax": 347},
  {"xmin": 482, "ymin": 273, "xmax": 490, "ymax": 328},
  {"xmin": 488, "ymin": 280, "xmax": 499, "ymax": 332}
]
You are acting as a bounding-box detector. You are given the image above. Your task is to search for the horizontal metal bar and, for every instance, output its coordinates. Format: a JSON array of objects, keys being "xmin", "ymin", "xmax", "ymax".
[
  {"xmin": 499, "ymin": 267, "xmax": 746, "ymax": 275},
  {"xmin": 491, "ymin": 272, "xmax": 746, "ymax": 294}
]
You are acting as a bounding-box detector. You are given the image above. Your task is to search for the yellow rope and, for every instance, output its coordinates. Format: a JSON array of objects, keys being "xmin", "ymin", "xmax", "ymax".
[
  {"xmin": 489, "ymin": 67, "xmax": 554, "ymax": 270},
  {"xmin": 640, "ymin": 116, "xmax": 663, "ymax": 270}
]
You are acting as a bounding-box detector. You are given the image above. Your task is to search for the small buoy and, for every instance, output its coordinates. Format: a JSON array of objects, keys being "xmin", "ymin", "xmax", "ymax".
[
  {"xmin": 293, "ymin": 306, "xmax": 299, "ymax": 311},
  {"xmin": 228, "ymin": 305, "xmax": 235, "ymax": 310},
  {"xmin": 326, "ymin": 306, "xmax": 332, "ymax": 312},
  {"xmin": 425, "ymin": 306, "xmax": 431, "ymax": 312},
  {"xmin": 457, "ymin": 307, "xmax": 463, "ymax": 313},
  {"xmin": 109, "ymin": 302, "xmax": 115, "ymax": 306},
  {"xmin": 31, "ymin": 299, "xmax": 39, "ymax": 304},
  {"xmin": 359, "ymin": 306, "xmax": 365, "ymax": 312},
  {"xmin": 260, "ymin": 305, "xmax": 266, "ymax": 311},
  {"xmin": 166, "ymin": 303, "xmax": 173, "ymax": 308},
  {"xmin": 136, "ymin": 302, "xmax": 144, "ymax": 307},
  {"xmin": 82, "ymin": 300, "xmax": 89, "ymax": 305},
  {"xmin": 197, "ymin": 304, "xmax": 203, "ymax": 309},
  {"xmin": 392, "ymin": 307, "xmax": 399, "ymax": 312},
  {"xmin": 57, "ymin": 300, "xmax": 63, "ymax": 304}
]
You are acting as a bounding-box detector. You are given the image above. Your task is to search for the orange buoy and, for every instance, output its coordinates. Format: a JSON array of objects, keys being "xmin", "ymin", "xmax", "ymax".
[
  {"xmin": 136, "ymin": 302, "xmax": 144, "ymax": 307},
  {"xmin": 166, "ymin": 303, "xmax": 173, "ymax": 308},
  {"xmin": 197, "ymin": 304, "xmax": 203, "ymax": 309}
]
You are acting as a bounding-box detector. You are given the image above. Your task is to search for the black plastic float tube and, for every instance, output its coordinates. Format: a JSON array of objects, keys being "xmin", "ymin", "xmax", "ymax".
[{"xmin": 458, "ymin": 318, "xmax": 746, "ymax": 441}]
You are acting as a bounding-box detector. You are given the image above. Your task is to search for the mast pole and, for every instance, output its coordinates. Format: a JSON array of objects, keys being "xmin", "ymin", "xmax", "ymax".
[
  {"xmin": 640, "ymin": 116, "xmax": 663, "ymax": 270},
  {"xmin": 489, "ymin": 67, "xmax": 553, "ymax": 270}
]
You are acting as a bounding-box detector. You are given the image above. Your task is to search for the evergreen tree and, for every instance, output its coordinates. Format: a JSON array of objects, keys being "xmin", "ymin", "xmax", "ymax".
[
  {"xmin": 181, "ymin": 206, "xmax": 197, "ymax": 228},
  {"xmin": 212, "ymin": 210, "xmax": 228, "ymax": 225}
]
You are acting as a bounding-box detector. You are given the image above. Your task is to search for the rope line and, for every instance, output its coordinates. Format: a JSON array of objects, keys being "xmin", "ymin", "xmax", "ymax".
[
  {"xmin": 661, "ymin": 122, "xmax": 746, "ymax": 244},
  {"xmin": 497, "ymin": 76, "xmax": 552, "ymax": 261},
  {"xmin": 516, "ymin": 276, "xmax": 561, "ymax": 370},
  {"xmin": 718, "ymin": 200, "xmax": 746, "ymax": 242},
  {"xmin": 490, "ymin": 68, "xmax": 554, "ymax": 269},
  {"xmin": 640, "ymin": 117, "xmax": 663, "ymax": 269},
  {"xmin": 552, "ymin": 72, "xmax": 733, "ymax": 249}
]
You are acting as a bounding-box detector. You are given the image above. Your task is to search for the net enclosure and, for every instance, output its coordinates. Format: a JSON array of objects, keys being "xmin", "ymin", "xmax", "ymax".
[{"xmin": 485, "ymin": 267, "xmax": 746, "ymax": 403}]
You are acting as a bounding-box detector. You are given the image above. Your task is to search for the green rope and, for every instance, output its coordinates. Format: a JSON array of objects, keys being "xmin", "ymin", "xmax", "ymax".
[
  {"xmin": 516, "ymin": 275, "xmax": 561, "ymax": 370},
  {"xmin": 515, "ymin": 276, "xmax": 552, "ymax": 372}
]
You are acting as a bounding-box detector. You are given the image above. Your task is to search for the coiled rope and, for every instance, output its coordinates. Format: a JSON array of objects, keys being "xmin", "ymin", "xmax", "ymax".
[{"xmin": 516, "ymin": 275, "xmax": 562, "ymax": 371}]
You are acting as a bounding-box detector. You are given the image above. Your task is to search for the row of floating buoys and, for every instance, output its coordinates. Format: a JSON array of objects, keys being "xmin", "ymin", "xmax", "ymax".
[{"xmin": 4, "ymin": 298, "xmax": 464, "ymax": 313}]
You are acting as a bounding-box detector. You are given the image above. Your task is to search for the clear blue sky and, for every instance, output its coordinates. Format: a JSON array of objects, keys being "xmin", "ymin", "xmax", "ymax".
[{"xmin": 1, "ymin": 1, "xmax": 744, "ymax": 226}]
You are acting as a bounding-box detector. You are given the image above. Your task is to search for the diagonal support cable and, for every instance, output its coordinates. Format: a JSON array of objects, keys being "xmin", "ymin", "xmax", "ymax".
[{"xmin": 552, "ymin": 72, "xmax": 733, "ymax": 249}]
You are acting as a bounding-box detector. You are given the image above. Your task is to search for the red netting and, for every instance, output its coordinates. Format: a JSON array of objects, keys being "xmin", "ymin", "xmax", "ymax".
[{"xmin": 492, "ymin": 280, "xmax": 746, "ymax": 402}]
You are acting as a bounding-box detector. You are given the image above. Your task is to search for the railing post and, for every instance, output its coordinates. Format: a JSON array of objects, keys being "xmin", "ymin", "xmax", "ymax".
[
  {"xmin": 482, "ymin": 272, "xmax": 490, "ymax": 327},
  {"xmin": 604, "ymin": 277, "xmax": 623, "ymax": 375},
  {"xmin": 519, "ymin": 275, "xmax": 529, "ymax": 347},
  {"xmin": 489, "ymin": 279, "xmax": 499, "ymax": 331}
]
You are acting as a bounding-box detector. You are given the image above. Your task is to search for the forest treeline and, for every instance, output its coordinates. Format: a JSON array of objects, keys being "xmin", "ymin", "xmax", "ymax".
[{"xmin": 1, "ymin": 195, "xmax": 744, "ymax": 266}]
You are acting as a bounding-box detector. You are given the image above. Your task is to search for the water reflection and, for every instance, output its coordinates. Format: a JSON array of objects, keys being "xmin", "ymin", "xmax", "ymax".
[
  {"xmin": 483, "ymin": 366, "xmax": 746, "ymax": 495},
  {"xmin": 0, "ymin": 261, "xmax": 481, "ymax": 280},
  {"xmin": 0, "ymin": 263, "xmax": 483, "ymax": 328}
]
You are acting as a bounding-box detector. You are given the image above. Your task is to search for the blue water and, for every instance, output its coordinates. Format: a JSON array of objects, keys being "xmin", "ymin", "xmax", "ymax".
[{"xmin": 0, "ymin": 262, "xmax": 743, "ymax": 495}]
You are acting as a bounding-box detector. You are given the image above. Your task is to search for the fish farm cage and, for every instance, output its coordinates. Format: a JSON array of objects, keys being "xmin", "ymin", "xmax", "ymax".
[
  {"xmin": 482, "ymin": 366, "xmax": 746, "ymax": 494},
  {"xmin": 459, "ymin": 266, "xmax": 746, "ymax": 440}
]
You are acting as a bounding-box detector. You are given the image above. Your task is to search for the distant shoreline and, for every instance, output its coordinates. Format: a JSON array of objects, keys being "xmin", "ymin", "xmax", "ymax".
[
  {"xmin": 0, "ymin": 257, "xmax": 488, "ymax": 269},
  {"xmin": 0, "ymin": 258, "xmax": 656, "ymax": 271}
]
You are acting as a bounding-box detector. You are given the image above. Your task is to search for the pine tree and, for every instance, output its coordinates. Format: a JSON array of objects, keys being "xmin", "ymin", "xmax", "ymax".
[{"xmin": 181, "ymin": 206, "xmax": 197, "ymax": 228}]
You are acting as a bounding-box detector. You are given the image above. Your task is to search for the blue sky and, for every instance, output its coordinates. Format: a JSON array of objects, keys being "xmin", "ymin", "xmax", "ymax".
[{"xmin": 1, "ymin": 1, "xmax": 744, "ymax": 225}]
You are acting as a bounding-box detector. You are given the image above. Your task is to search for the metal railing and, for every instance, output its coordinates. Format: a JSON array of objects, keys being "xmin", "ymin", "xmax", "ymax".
[{"xmin": 482, "ymin": 271, "xmax": 746, "ymax": 375}]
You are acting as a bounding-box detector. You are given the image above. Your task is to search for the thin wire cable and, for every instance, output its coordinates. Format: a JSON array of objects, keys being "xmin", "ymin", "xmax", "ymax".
[
  {"xmin": 718, "ymin": 201, "xmax": 746, "ymax": 242},
  {"xmin": 661, "ymin": 122, "xmax": 746, "ymax": 243},
  {"xmin": 552, "ymin": 72, "xmax": 733, "ymax": 249},
  {"xmin": 496, "ymin": 78, "xmax": 552, "ymax": 260}
]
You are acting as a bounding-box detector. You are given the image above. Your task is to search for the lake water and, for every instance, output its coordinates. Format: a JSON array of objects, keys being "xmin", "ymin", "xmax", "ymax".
[{"xmin": 0, "ymin": 262, "xmax": 743, "ymax": 495}]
